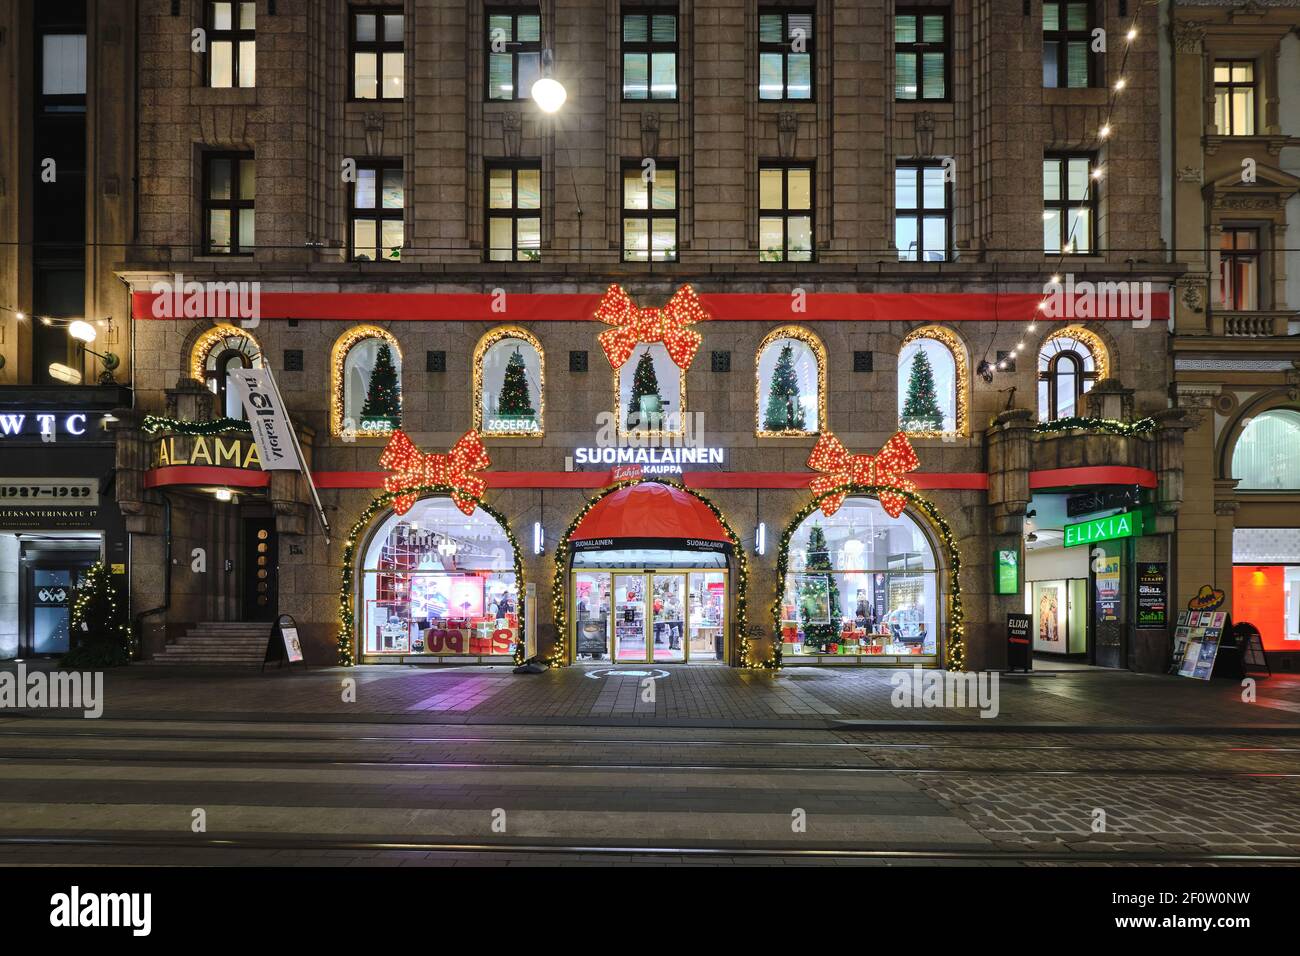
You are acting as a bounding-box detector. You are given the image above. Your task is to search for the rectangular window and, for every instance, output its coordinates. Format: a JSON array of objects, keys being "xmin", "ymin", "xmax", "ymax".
[
  {"xmin": 202, "ymin": 152, "xmax": 255, "ymax": 255},
  {"xmin": 208, "ymin": 1, "xmax": 256, "ymax": 88},
  {"xmin": 1219, "ymin": 228, "xmax": 1259, "ymax": 311},
  {"xmin": 1042, "ymin": 0, "xmax": 1093, "ymax": 89},
  {"xmin": 1214, "ymin": 60, "xmax": 1256, "ymax": 136},
  {"xmin": 895, "ymin": 162, "xmax": 950, "ymax": 261},
  {"xmin": 759, "ymin": 164, "xmax": 814, "ymax": 262},
  {"xmin": 622, "ymin": 163, "xmax": 678, "ymax": 261},
  {"xmin": 351, "ymin": 161, "xmax": 404, "ymax": 261},
  {"xmin": 487, "ymin": 162, "xmax": 542, "ymax": 261},
  {"xmin": 895, "ymin": 9, "xmax": 948, "ymax": 101},
  {"xmin": 622, "ymin": 9, "xmax": 678, "ymax": 100},
  {"xmin": 487, "ymin": 8, "xmax": 542, "ymax": 101},
  {"xmin": 41, "ymin": 34, "xmax": 86, "ymax": 96},
  {"xmin": 351, "ymin": 7, "xmax": 405, "ymax": 99},
  {"xmin": 1042, "ymin": 154, "xmax": 1096, "ymax": 254},
  {"xmin": 758, "ymin": 8, "xmax": 814, "ymax": 101}
]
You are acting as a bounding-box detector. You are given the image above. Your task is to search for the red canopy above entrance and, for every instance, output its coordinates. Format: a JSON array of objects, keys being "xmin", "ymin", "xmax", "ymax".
[{"xmin": 570, "ymin": 482, "xmax": 730, "ymax": 548}]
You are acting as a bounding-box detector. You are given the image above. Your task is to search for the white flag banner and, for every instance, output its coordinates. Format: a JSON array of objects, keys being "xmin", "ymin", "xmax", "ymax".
[{"xmin": 227, "ymin": 367, "xmax": 303, "ymax": 471}]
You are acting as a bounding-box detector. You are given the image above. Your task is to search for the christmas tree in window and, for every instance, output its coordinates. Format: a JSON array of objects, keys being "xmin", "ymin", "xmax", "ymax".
[
  {"xmin": 626, "ymin": 348, "xmax": 665, "ymax": 430},
  {"xmin": 763, "ymin": 342, "xmax": 808, "ymax": 431},
  {"xmin": 496, "ymin": 346, "xmax": 537, "ymax": 425},
  {"xmin": 900, "ymin": 346, "xmax": 944, "ymax": 431},
  {"xmin": 360, "ymin": 342, "xmax": 402, "ymax": 432},
  {"xmin": 798, "ymin": 524, "xmax": 841, "ymax": 651}
]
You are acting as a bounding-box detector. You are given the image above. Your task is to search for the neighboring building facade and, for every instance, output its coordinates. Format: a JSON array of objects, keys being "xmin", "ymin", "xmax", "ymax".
[
  {"xmin": 1167, "ymin": 0, "xmax": 1300, "ymax": 671},
  {"xmin": 3, "ymin": 0, "xmax": 1187, "ymax": 672}
]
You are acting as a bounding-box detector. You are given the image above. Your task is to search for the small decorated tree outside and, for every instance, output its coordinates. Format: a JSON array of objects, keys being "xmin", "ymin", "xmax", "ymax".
[
  {"xmin": 361, "ymin": 343, "xmax": 402, "ymax": 429},
  {"xmin": 798, "ymin": 524, "xmax": 841, "ymax": 651},
  {"xmin": 900, "ymin": 346, "xmax": 944, "ymax": 431},
  {"xmin": 763, "ymin": 343, "xmax": 808, "ymax": 432},
  {"xmin": 496, "ymin": 346, "xmax": 537, "ymax": 421},
  {"xmin": 64, "ymin": 562, "xmax": 131, "ymax": 668},
  {"xmin": 626, "ymin": 349, "xmax": 665, "ymax": 429}
]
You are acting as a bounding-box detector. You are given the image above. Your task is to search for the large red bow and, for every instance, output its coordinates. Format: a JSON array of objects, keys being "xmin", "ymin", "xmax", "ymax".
[
  {"xmin": 807, "ymin": 431, "xmax": 920, "ymax": 518},
  {"xmin": 594, "ymin": 284, "xmax": 706, "ymax": 371},
  {"xmin": 379, "ymin": 429, "xmax": 490, "ymax": 517}
]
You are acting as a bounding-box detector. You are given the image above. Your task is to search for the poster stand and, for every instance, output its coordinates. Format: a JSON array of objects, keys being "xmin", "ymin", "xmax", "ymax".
[
  {"xmin": 1234, "ymin": 622, "xmax": 1272, "ymax": 678},
  {"xmin": 1170, "ymin": 608, "xmax": 1232, "ymax": 680},
  {"xmin": 263, "ymin": 613, "xmax": 307, "ymax": 672}
]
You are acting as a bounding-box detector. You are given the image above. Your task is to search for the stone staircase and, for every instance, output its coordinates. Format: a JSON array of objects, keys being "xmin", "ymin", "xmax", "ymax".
[{"xmin": 142, "ymin": 622, "xmax": 271, "ymax": 666}]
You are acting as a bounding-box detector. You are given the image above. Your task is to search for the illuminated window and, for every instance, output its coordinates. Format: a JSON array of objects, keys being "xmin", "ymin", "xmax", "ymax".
[
  {"xmin": 759, "ymin": 165, "xmax": 813, "ymax": 262},
  {"xmin": 1219, "ymin": 228, "xmax": 1259, "ymax": 311},
  {"xmin": 351, "ymin": 7, "xmax": 404, "ymax": 99},
  {"xmin": 618, "ymin": 344, "xmax": 684, "ymax": 436},
  {"xmin": 486, "ymin": 8, "xmax": 541, "ymax": 101},
  {"xmin": 1037, "ymin": 332, "xmax": 1101, "ymax": 420},
  {"xmin": 756, "ymin": 327, "xmax": 825, "ymax": 436},
  {"xmin": 331, "ymin": 327, "xmax": 403, "ymax": 437},
  {"xmin": 475, "ymin": 327, "xmax": 545, "ymax": 436},
  {"xmin": 202, "ymin": 152, "xmax": 255, "ymax": 255},
  {"xmin": 207, "ymin": 1, "xmax": 256, "ymax": 88},
  {"xmin": 895, "ymin": 161, "xmax": 950, "ymax": 261},
  {"xmin": 622, "ymin": 9, "xmax": 677, "ymax": 100},
  {"xmin": 1231, "ymin": 409, "xmax": 1300, "ymax": 490},
  {"xmin": 898, "ymin": 328, "xmax": 965, "ymax": 435},
  {"xmin": 191, "ymin": 326, "xmax": 263, "ymax": 420},
  {"xmin": 623, "ymin": 162, "xmax": 678, "ymax": 261},
  {"xmin": 779, "ymin": 498, "xmax": 940, "ymax": 659},
  {"xmin": 351, "ymin": 161, "xmax": 404, "ymax": 262},
  {"xmin": 759, "ymin": 9, "xmax": 814, "ymax": 101},
  {"xmin": 487, "ymin": 163, "xmax": 542, "ymax": 262},
  {"xmin": 1043, "ymin": 154, "xmax": 1096, "ymax": 254},
  {"xmin": 1214, "ymin": 60, "xmax": 1256, "ymax": 136},
  {"xmin": 1042, "ymin": 0, "xmax": 1093, "ymax": 89},
  {"xmin": 895, "ymin": 9, "xmax": 947, "ymax": 101}
]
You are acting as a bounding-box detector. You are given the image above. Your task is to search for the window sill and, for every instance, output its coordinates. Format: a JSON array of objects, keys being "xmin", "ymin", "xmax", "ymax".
[{"xmin": 1204, "ymin": 133, "xmax": 1300, "ymax": 155}]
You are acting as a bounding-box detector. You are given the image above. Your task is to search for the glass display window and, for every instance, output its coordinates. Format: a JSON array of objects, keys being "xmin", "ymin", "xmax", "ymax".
[
  {"xmin": 755, "ymin": 327, "xmax": 825, "ymax": 436},
  {"xmin": 475, "ymin": 328, "xmax": 545, "ymax": 436},
  {"xmin": 617, "ymin": 343, "xmax": 684, "ymax": 436}
]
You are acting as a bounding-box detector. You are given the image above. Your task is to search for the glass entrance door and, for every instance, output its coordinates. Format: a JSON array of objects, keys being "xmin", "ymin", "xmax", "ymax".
[
  {"xmin": 23, "ymin": 563, "xmax": 93, "ymax": 657},
  {"xmin": 575, "ymin": 569, "xmax": 728, "ymax": 664},
  {"xmin": 651, "ymin": 573, "xmax": 686, "ymax": 662},
  {"xmin": 614, "ymin": 574, "xmax": 648, "ymax": 662}
]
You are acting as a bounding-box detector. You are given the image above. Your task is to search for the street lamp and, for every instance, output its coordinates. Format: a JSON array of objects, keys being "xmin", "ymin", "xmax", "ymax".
[
  {"xmin": 530, "ymin": 49, "xmax": 567, "ymax": 113},
  {"xmin": 50, "ymin": 318, "xmax": 120, "ymax": 385}
]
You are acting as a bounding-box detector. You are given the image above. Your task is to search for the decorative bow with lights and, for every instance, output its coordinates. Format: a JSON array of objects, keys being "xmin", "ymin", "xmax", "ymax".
[
  {"xmin": 807, "ymin": 431, "xmax": 920, "ymax": 518},
  {"xmin": 378, "ymin": 429, "xmax": 491, "ymax": 517},
  {"xmin": 594, "ymin": 284, "xmax": 706, "ymax": 371}
]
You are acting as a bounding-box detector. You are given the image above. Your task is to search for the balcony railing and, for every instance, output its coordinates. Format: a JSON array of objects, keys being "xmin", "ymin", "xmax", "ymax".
[{"xmin": 1213, "ymin": 311, "xmax": 1295, "ymax": 337}]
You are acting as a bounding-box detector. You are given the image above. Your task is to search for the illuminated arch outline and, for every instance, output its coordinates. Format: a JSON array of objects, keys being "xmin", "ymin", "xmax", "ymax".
[
  {"xmin": 755, "ymin": 325, "xmax": 828, "ymax": 437},
  {"xmin": 472, "ymin": 325, "xmax": 546, "ymax": 437},
  {"xmin": 548, "ymin": 478, "xmax": 754, "ymax": 667},
  {"xmin": 337, "ymin": 486, "xmax": 525, "ymax": 666},
  {"xmin": 772, "ymin": 486, "xmax": 966, "ymax": 672},
  {"xmin": 330, "ymin": 325, "xmax": 403, "ymax": 438},
  {"xmin": 899, "ymin": 325, "xmax": 969, "ymax": 438},
  {"xmin": 1038, "ymin": 325, "xmax": 1111, "ymax": 380},
  {"xmin": 188, "ymin": 323, "xmax": 263, "ymax": 384}
]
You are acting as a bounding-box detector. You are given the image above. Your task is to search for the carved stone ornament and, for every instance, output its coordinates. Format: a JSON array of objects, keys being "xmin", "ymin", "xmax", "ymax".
[
  {"xmin": 1171, "ymin": 20, "xmax": 1208, "ymax": 54},
  {"xmin": 1176, "ymin": 166, "xmax": 1202, "ymax": 184},
  {"xmin": 1178, "ymin": 279, "xmax": 1206, "ymax": 314},
  {"xmin": 778, "ymin": 112, "xmax": 799, "ymax": 158},
  {"xmin": 363, "ymin": 112, "xmax": 385, "ymax": 156},
  {"xmin": 640, "ymin": 110, "xmax": 660, "ymax": 158},
  {"xmin": 503, "ymin": 110, "xmax": 522, "ymax": 158}
]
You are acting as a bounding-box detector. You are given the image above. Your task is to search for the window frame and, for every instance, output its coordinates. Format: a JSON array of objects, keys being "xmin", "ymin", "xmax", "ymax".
[
  {"xmin": 621, "ymin": 7, "xmax": 679, "ymax": 102},
  {"xmin": 485, "ymin": 7, "xmax": 543, "ymax": 102},
  {"xmin": 895, "ymin": 160, "xmax": 952, "ymax": 262},
  {"xmin": 1039, "ymin": 344, "xmax": 1098, "ymax": 421},
  {"xmin": 349, "ymin": 5, "xmax": 405, "ymax": 101},
  {"xmin": 205, "ymin": 0, "xmax": 256, "ymax": 89},
  {"xmin": 1042, "ymin": 152, "xmax": 1098, "ymax": 256},
  {"xmin": 758, "ymin": 7, "xmax": 815, "ymax": 102},
  {"xmin": 1219, "ymin": 227, "xmax": 1261, "ymax": 312},
  {"xmin": 894, "ymin": 7, "xmax": 950, "ymax": 102},
  {"xmin": 1042, "ymin": 0, "xmax": 1096, "ymax": 89},
  {"xmin": 1213, "ymin": 59, "xmax": 1257, "ymax": 136},
  {"xmin": 485, "ymin": 160, "xmax": 543, "ymax": 263},
  {"xmin": 201, "ymin": 150, "xmax": 255, "ymax": 257},
  {"xmin": 621, "ymin": 160, "xmax": 679, "ymax": 262},
  {"xmin": 349, "ymin": 159, "xmax": 405, "ymax": 262},
  {"xmin": 758, "ymin": 162, "xmax": 815, "ymax": 263}
]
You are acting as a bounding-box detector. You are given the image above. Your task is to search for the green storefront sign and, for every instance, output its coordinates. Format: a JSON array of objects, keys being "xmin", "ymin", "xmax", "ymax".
[
  {"xmin": 1063, "ymin": 508, "xmax": 1145, "ymax": 548},
  {"xmin": 994, "ymin": 548, "xmax": 1020, "ymax": 594}
]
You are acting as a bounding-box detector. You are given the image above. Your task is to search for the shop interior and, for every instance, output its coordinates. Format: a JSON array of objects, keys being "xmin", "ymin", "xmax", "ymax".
[{"xmin": 0, "ymin": 531, "xmax": 102, "ymax": 659}]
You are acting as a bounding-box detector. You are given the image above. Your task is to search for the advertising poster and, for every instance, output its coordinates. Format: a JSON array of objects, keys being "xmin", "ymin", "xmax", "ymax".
[
  {"xmin": 1137, "ymin": 562, "xmax": 1168, "ymax": 628},
  {"xmin": 1033, "ymin": 580, "xmax": 1066, "ymax": 652},
  {"xmin": 1095, "ymin": 549, "xmax": 1121, "ymax": 623},
  {"xmin": 995, "ymin": 548, "xmax": 1019, "ymax": 595}
]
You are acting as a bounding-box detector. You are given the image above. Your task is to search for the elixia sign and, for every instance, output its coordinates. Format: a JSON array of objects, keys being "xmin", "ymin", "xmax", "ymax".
[{"xmin": 1063, "ymin": 508, "xmax": 1145, "ymax": 548}]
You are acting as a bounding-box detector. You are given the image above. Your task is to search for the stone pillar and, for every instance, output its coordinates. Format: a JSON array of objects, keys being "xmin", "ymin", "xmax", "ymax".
[
  {"xmin": 166, "ymin": 378, "xmax": 215, "ymax": 421},
  {"xmin": 110, "ymin": 408, "xmax": 163, "ymax": 535},
  {"xmin": 1079, "ymin": 379, "xmax": 1133, "ymax": 422},
  {"xmin": 1152, "ymin": 407, "xmax": 1193, "ymax": 516},
  {"xmin": 985, "ymin": 408, "xmax": 1034, "ymax": 535},
  {"xmin": 1171, "ymin": 383, "xmax": 1220, "ymax": 616}
]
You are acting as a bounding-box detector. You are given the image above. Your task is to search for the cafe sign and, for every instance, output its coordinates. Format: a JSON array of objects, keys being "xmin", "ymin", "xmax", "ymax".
[
  {"xmin": 1063, "ymin": 508, "xmax": 1145, "ymax": 548},
  {"xmin": 154, "ymin": 434, "xmax": 262, "ymax": 469}
]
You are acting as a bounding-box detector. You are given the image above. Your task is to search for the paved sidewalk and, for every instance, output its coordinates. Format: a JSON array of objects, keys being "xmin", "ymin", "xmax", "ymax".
[{"xmin": 4, "ymin": 660, "xmax": 1299, "ymax": 729}]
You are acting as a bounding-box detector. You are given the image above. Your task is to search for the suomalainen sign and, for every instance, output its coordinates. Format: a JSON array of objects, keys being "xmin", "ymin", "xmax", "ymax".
[{"xmin": 1063, "ymin": 508, "xmax": 1145, "ymax": 548}]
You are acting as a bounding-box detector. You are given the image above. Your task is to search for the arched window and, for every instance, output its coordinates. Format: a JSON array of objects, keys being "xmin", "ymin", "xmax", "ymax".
[
  {"xmin": 617, "ymin": 343, "xmax": 685, "ymax": 437},
  {"xmin": 755, "ymin": 326, "xmax": 826, "ymax": 436},
  {"xmin": 473, "ymin": 327, "xmax": 545, "ymax": 436},
  {"xmin": 190, "ymin": 325, "xmax": 263, "ymax": 420},
  {"xmin": 898, "ymin": 326, "xmax": 966, "ymax": 436},
  {"xmin": 359, "ymin": 495, "xmax": 519, "ymax": 658},
  {"xmin": 1232, "ymin": 409, "xmax": 1300, "ymax": 490},
  {"xmin": 331, "ymin": 326, "xmax": 402, "ymax": 437},
  {"xmin": 779, "ymin": 497, "xmax": 940, "ymax": 660},
  {"xmin": 1037, "ymin": 329, "xmax": 1105, "ymax": 420}
]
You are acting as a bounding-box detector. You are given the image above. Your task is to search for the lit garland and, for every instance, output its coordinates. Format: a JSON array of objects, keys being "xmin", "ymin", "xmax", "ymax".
[
  {"xmin": 1034, "ymin": 416, "xmax": 1158, "ymax": 436},
  {"xmin": 595, "ymin": 284, "xmax": 707, "ymax": 371},
  {"xmin": 330, "ymin": 325, "xmax": 403, "ymax": 438},
  {"xmin": 772, "ymin": 485, "xmax": 967, "ymax": 672},
  {"xmin": 141, "ymin": 415, "xmax": 252, "ymax": 436},
  {"xmin": 336, "ymin": 485, "xmax": 526, "ymax": 666},
  {"xmin": 69, "ymin": 561, "xmax": 133, "ymax": 663},
  {"xmin": 378, "ymin": 429, "xmax": 491, "ymax": 516},
  {"xmin": 754, "ymin": 325, "xmax": 828, "ymax": 437},
  {"xmin": 808, "ymin": 430, "xmax": 920, "ymax": 519},
  {"xmin": 472, "ymin": 326, "xmax": 547, "ymax": 437},
  {"xmin": 898, "ymin": 326, "xmax": 969, "ymax": 438},
  {"xmin": 547, "ymin": 477, "xmax": 757, "ymax": 669}
]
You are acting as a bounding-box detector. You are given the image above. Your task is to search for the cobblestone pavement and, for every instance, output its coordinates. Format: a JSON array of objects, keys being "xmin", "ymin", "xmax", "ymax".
[{"xmin": 4, "ymin": 661, "xmax": 1299, "ymax": 728}]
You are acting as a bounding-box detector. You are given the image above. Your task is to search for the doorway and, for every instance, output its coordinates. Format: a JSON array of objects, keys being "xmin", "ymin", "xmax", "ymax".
[
  {"xmin": 20, "ymin": 553, "xmax": 96, "ymax": 657},
  {"xmin": 573, "ymin": 569, "xmax": 727, "ymax": 663}
]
